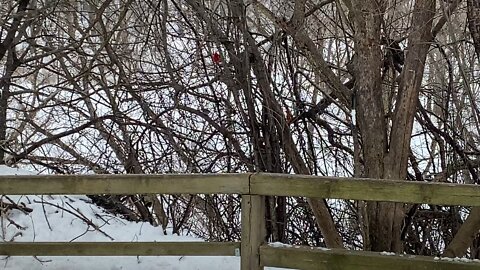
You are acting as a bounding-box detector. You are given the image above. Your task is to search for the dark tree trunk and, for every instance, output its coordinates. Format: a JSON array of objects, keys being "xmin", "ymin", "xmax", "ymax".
[
  {"xmin": 350, "ymin": 0, "xmax": 436, "ymax": 252},
  {"xmin": 0, "ymin": 0, "xmax": 30, "ymax": 164},
  {"xmin": 350, "ymin": 0, "xmax": 388, "ymax": 252},
  {"xmin": 467, "ymin": 0, "xmax": 480, "ymax": 61}
]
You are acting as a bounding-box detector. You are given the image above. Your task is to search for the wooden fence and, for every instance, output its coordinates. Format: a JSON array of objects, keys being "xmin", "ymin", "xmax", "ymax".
[{"xmin": 0, "ymin": 173, "xmax": 480, "ymax": 269}]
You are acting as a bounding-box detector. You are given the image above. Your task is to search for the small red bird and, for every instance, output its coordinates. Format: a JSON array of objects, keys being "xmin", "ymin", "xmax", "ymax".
[{"xmin": 212, "ymin": 52, "xmax": 221, "ymax": 64}]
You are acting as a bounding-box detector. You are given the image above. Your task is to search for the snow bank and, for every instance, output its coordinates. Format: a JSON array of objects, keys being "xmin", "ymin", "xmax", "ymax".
[
  {"xmin": 0, "ymin": 166, "xmax": 289, "ymax": 269},
  {"xmin": 1, "ymin": 194, "xmax": 243, "ymax": 270}
]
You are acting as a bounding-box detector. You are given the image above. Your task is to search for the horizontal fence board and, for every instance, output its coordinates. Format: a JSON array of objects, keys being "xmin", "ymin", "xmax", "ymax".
[
  {"xmin": 251, "ymin": 173, "xmax": 480, "ymax": 206},
  {"xmin": 0, "ymin": 174, "xmax": 250, "ymax": 195},
  {"xmin": 0, "ymin": 242, "xmax": 240, "ymax": 256},
  {"xmin": 260, "ymin": 245, "xmax": 480, "ymax": 270},
  {"xmin": 2, "ymin": 173, "xmax": 479, "ymax": 206}
]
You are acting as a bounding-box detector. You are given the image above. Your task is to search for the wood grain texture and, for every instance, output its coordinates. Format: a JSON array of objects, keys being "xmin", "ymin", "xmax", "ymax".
[
  {"xmin": 0, "ymin": 242, "xmax": 240, "ymax": 256},
  {"xmin": 2, "ymin": 173, "xmax": 479, "ymax": 207},
  {"xmin": 260, "ymin": 245, "xmax": 480, "ymax": 270},
  {"xmin": 0, "ymin": 174, "xmax": 250, "ymax": 195},
  {"xmin": 251, "ymin": 173, "xmax": 480, "ymax": 206},
  {"xmin": 241, "ymin": 195, "xmax": 265, "ymax": 270}
]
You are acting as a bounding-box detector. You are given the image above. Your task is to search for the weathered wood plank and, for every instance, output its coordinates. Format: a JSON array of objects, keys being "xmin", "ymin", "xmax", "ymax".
[
  {"xmin": 0, "ymin": 242, "xmax": 240, "ymax": 256},
  {"xmin": 241, "ymin": 195, "xmax": 265, "ymax": 270},
  {"xmin": 260, "ymin": 245, "xmax": 480, "ymax": 270},
  {"xmin": 251, "ymin": 173, "xmax": 480, "ymax": 206},
  {"xmin": 0, "ymin": 174, "xmax": 250, "ymax": 195}
]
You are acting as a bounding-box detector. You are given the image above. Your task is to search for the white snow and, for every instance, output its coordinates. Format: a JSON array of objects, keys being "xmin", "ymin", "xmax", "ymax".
[
  {"xmin": 269, "ymin": 242, "xmax": 293, "ymax": 248},
  {"xmin": 434, "ymin": 257, "xmax": 480, "ymax": 263},
  {"xmin": 0, "ymin": 166, "xmax": 291, "ymax": 269},
  {"xmin": 3, "ymin": 166, "xmax": 480, "ymax": 269},
  {"xmin": 268, "ymin": 242, "xmax": 330, "ymax": 251}
]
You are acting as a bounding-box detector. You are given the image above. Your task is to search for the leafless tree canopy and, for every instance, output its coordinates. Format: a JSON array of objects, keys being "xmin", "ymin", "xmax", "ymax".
[{"xmin": 2, "ymin": 0, "xmax": 480, "ymax": 257}]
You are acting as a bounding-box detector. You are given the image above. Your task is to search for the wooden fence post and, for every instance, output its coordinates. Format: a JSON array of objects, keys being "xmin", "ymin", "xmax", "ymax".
[{"xmin": 241, "ymin": 194, "xmax": 265, "ymax": 270}]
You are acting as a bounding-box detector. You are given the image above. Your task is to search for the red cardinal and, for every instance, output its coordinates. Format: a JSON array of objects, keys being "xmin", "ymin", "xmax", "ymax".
[{"xmin": 212, "ymin": 52, "xmax": 221, "ymax": 64}]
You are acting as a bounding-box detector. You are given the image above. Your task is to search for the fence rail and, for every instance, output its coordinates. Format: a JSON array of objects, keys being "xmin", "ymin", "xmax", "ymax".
[
  {"xmin": 250, "ymin": 174, "xmax": 480, "ymax": 206},
  {"xmin": 1, "ymin": 173, "xmax": 479, "ymax": 269},
  {"xmin": 0, "ymin": 242, "xmax": 240, "ymax": 256},
  {"xmin": 259, "ymin": 245, "xmax": 480, "ymax": 270},
  {"xmin": 0, "ymin": 173, "xmax": 249, "ymax": 195}
]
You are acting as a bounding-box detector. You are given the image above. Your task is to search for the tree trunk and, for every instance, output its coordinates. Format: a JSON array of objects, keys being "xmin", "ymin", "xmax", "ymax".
[
  {"xmin": 350, "ymin": 0, "xmax": 436, "ymax": 252},
  {"xmin": 443, "ymin": 0, "xmax": 480, "ymax": 258},
  {"xmin": 350, "ymin": 0, "xmax": 390, "ymax": 251},
  {"xmin": 228, "ymin": 0, "xmax": 345, "ymax": 248},
  {"xmin": 467, "ymin": 0, "xmax": 480, "ymax": 61},
  {"xmin": 443, "ymin": 207, "xmax": 480, "ymax": 257},
  {"xmin": 0, "ymin": 0, "xmax": 30, "ymax": 163}
]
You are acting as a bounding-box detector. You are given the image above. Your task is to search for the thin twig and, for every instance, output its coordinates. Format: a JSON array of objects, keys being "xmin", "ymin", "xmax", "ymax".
[
  {"xmin": 33, "ymin": 199, "xmax": 114, "ymax": 240},
  {"xmin": 40, "ymin": 196, "xmax": 53, "ymax": 231}
]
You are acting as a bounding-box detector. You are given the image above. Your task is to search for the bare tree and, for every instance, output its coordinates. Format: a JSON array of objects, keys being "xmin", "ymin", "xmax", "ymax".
[{"xmin": 3, "ymin": 0, "xmax": 480, "ymax": 256}]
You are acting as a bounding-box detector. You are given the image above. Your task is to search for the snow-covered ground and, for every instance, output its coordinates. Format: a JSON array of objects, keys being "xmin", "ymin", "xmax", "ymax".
[{"xmin": 0, "ymin": 166, "xmax": 288, "ymax": 270}]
